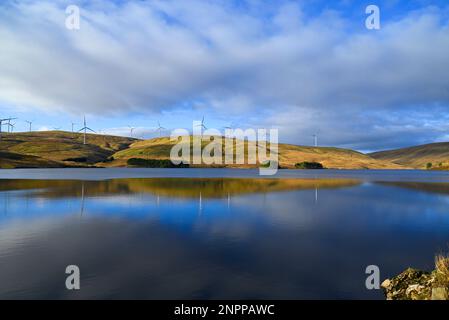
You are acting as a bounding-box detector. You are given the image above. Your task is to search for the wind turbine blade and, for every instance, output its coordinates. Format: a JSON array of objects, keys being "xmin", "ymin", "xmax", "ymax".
[
  {"xmin": 78, "ymin": 127, "xmax": 86, "ymax": 132},
  {"xmin": 86, "ymin": 127, "xmax": 96, "ymax": 133}
]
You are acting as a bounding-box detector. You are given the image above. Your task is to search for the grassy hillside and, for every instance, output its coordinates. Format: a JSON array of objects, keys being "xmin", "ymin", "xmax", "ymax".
[
  {"xmin": 0, "ymin": 131, "xmax": 136, "ymax": 168},
  {"xmin": 0, "ymin": 151, "xmax": 62, "ymax": 169},
  {"xmin": 369, "ymin": 142, "xmax": 449, "ymax": 169},
  {"xmin": 110, "ymin": 136, "xmax": 403, "ymax": 169}
]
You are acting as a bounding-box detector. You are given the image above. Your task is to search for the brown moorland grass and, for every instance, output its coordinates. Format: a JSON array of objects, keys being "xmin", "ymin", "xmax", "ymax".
[
  {"xmin": 370, "ymin": 142, "xmax": 449, "ymax": 169},
  {"xmin": 0, "ymin": 131, "xmax": 136, "ymax": 168},
  {"xmin": 111, "ymin": 136, "xmax": 404, "ymax": 169}
]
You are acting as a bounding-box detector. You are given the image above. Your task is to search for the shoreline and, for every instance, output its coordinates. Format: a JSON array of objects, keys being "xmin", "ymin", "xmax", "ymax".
[{"xmin": 1, "ymin": 167, "xmax": 449, "ymax": 182}]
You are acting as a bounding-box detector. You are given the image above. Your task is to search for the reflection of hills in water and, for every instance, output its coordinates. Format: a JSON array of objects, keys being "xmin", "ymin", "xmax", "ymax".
[
  {"xmin": 0, "ymin": 178, "xmax": 361, "ymax": 199},
  {"xmin": 376, "ymin": 181, "xmax": 449, "ymax": 196}
]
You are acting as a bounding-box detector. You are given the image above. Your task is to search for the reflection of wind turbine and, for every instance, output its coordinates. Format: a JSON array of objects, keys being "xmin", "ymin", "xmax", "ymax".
[
  {"xmin": 78, "ymin": 116, "xmax": 95, "ymax": 145},
  {"xmin": 25, "ymin": 120, "xmax": 32, "ymax": 132},
  {"xmin": 156, "ymin": 121, "xmax": 165, "ymax": 137},
  {"xmin": 80, "ymin": 182, "xmax": 85, "ymax": 218}
]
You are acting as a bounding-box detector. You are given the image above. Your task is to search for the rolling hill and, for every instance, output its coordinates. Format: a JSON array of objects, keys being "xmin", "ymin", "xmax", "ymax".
[
  {"xmin": 0, "ymin": 132, "xmax": 425, "ymax": 170},
  {"xmin": 369, "ymin": 142, "xmax": 449, "ymax": 169},
  {"xmin": 110, "ymin": 136, "xmax": 403, "ymax": 169},
  {"xmin": 0, "ymin": 131, "xmax": 136, "ymax": 168}
]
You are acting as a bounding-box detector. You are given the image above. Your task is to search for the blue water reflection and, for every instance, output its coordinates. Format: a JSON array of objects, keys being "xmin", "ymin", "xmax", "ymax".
[{"xmin": 0, "ymin": 176, "xmax": 448, "ymax": 299}]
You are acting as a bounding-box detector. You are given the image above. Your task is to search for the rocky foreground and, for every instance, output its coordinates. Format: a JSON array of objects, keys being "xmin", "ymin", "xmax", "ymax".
[{"xmin": 381, "ymin": 256, "xmax": 449, "ymax": 300}]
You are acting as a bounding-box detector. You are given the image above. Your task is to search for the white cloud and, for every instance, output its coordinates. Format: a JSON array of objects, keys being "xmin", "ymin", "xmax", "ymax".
[{"xmin": 0, "ymin": 1, "xmax": 449, "ymax": 150}]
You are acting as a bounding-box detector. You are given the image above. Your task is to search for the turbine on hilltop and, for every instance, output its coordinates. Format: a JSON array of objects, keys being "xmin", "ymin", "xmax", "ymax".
[{"xmin": 78, "ymin": 116, "xmax": 95, "ymax": 145}]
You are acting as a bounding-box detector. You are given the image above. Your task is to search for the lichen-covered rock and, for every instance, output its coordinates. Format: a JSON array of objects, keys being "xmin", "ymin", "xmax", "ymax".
[
  {"xmin": 382, "ymin": 268, "xmax": 433, "ymax": 300},
  {"xmin": 382, "ymin": 268, "xmax": 448, "ymax": 300}
]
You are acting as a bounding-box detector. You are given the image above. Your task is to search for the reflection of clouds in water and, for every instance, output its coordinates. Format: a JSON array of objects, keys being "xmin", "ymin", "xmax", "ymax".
[
  {"xmin": 1, "ymin": 181, "xmax": 449, "ymax": 299},
  {"xmin": 0, "ymin": 218, "xmax": 306, "ymax": 299},
  {"xmin": 0, "ymin": 215, "xmax": 384, "ymax": 299}
]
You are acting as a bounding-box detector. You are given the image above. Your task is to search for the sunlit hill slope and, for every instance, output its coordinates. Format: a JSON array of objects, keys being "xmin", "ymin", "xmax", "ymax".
[
  {"xmin": 0, "ymin": 132, "xmax": 412, "ymax": 169},
  {"xmin": 369, "ymin": 142, "xmax": 449, "ymax": 169},
  {"xmin": 0, "ymin": 131, "xmax": 136, "ymax": 169}
]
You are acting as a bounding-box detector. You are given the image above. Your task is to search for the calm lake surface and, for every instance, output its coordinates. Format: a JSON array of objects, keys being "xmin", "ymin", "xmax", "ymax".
[{"xmin": 1, "ymin": 169, "xmax": 449, "ymax": 299}]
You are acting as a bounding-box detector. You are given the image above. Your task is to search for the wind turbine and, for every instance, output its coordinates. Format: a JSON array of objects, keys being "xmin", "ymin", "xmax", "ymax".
[
  {"xmin": 224, "ymin": 123, "xmax": 235, "ymax": 138},
  {"xmin": 196, "ymin": 116, "xmax": 207, "ymax": 130},
  {"xmin": 0, "ymin": 119, "xmax": 8, "ymax": 139},
  {"xmin": 6, "ymin": 118, "xmax": 16, "ymax": 133},
  {"xmin": 53, "ymin": 127, "xmax": 61, "ymax": 131},
  {"xmin": 25, "ymin": 120, "xmax": 32, "ymax": 132},
  {"xmin": 9, "ymin": 122, "xmax": 16, "ymax": 133},
  {"xmin": 156, "ymin": 121, "xmax": 165, "ymax": 137},
  {"xmin": 0, "ymin": 120, "xmax": 6, "ymax": 139},
  {"xmin": 0, "ymin": 118, "xmax": 17, "ymax": 135},
  {"xmin": 0, "ymin": 118, "xmax": 15, "ymax": 139},
  {"xmin": 71, "ymin": 122, "xmax": 77, "ymax": 133},
  {"xmin": 128, "ymin": 125, "xmax": 135, "ymax": 138},
  {"xmin": 78, "ymin": 116, "xmax": 95, "ymax": 145},
  {"xmin": 312, "ymin": 133, "xmax": 318, "ymax": 147}
]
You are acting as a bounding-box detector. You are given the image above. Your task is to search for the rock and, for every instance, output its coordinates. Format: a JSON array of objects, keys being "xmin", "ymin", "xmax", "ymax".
[
  {"xmin": 406, "ymin": 284, "xmax": 427, "ymax": 299},
  {"xmin": 382, "ymin": 266, "xmax": 449, "ymax": 300},
  {"xmin": 382, "ymin": 268, "xmax": 433, "ymax": 300},
  {"xmin": 431, "ymin": 287, "xmax": 448, "ymax": 300},
  {"xmin": 381, "ymin": 279, "xmax": 391, "ymax": 289}
]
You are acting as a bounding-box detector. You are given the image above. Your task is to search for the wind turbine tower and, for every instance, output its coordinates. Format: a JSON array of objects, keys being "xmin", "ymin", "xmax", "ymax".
[
  {"xmin": 78, "ymin": 116, "xmax": 95, "ymax": 145},
  {"xmin": 25, "ymin": 120, "xmax": 32, "ymax": 132},
  {"xmin": 1, "ymin": 117, "xmax": 17, "ymax": 135},
  {"xmin": 156, "ymin": 121, "xmax": 166, "ymax": 137},
  {"xmin": 128, "ymin": 126, "xmax": 135, "ymax": 138},
  {"xmin": 198, "ymin": 116, "xmax": 207, "ymax": 130},
  {"xmin": 312, "ymin": 134, "xmax": 318, "ymax": 147},
  {"xmin": 9, "ymin": 122, "xmax": 16, "ymax": 133}
]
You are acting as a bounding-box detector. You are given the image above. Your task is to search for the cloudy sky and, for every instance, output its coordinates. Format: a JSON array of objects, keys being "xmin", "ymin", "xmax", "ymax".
[{"xmin": 0, "ymin": 0, "xmax": 448, "ymax": 151}]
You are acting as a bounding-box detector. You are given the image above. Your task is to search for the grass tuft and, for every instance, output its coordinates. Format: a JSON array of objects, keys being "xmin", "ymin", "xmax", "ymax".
[{"xmin": 435, "ymin": 254, "xmax": 449, "ymax": 283}]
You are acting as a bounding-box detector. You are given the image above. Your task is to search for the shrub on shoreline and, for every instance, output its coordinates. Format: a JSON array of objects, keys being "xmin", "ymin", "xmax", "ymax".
[
  {"xmin": 295, "ymin": 162, "xmax": 324, "ymax": 169},
  {"xmin": 127, "ymin": 158, "xmax": 189, "ymax": 168}
]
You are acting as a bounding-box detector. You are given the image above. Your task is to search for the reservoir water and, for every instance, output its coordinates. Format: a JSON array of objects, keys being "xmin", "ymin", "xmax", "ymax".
[{"xmin": 1, "ymin": 169, "xmax": 449, "ymax": 299}]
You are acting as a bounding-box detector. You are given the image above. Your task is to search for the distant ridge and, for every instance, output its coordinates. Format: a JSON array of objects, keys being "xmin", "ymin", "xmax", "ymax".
[{"xmin": 369, "ymin": 142, "xmax": 449, "ymax": 169}]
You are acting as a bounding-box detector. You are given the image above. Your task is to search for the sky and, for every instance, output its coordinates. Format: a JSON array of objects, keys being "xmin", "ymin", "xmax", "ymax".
[{"xmin": 0, "ymin": 0, "xmax": 449, "ymax": 152}]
